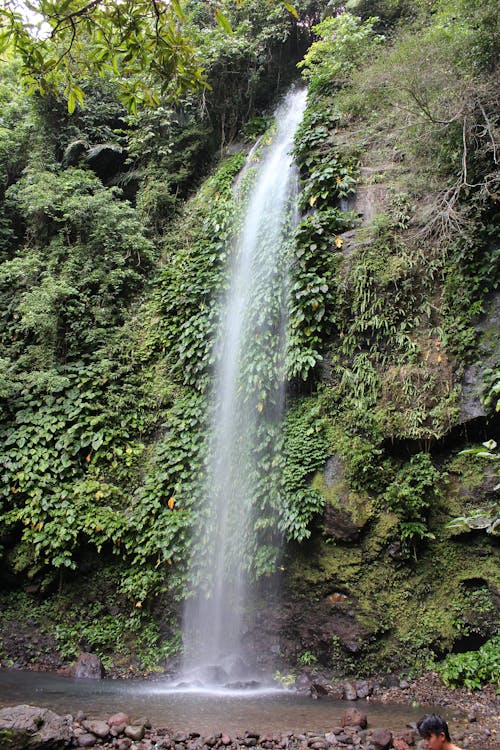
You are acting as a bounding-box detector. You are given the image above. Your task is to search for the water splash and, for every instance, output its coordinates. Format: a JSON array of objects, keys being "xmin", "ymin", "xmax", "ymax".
[{"xmin": 182, "ymin": 88, "xmax": 307, "ymax": 687}]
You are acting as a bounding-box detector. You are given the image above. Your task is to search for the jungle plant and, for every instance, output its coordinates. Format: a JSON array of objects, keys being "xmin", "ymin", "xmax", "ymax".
[
  {"xmin": 438, "ymin": 635, "xmax": 500, "ymax": 691},
  {"xmin": 382, "ymin": 453, "xmax": 441, "ymax": 559}
]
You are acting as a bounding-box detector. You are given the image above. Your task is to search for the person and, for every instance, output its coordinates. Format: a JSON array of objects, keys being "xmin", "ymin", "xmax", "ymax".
[{"xmin": 417, "ymin": 714, "xmax": 464, "ymax": 750}]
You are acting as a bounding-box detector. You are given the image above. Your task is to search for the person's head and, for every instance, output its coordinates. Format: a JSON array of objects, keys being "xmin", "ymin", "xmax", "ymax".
[{"xmin": 417, "ymin": 715, "xmax": 452, "ymax": 749}]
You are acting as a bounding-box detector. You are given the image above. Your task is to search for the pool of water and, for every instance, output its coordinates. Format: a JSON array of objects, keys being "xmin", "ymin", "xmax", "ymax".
[{"xmin": 0, "ymin": 669, "xmax": 430, "ymax": 734}]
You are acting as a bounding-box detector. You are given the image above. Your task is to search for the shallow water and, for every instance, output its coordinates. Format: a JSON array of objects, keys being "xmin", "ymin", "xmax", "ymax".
[{"xmin": 0, "ymin": 670, "xmax": 429, "ymax": 734}]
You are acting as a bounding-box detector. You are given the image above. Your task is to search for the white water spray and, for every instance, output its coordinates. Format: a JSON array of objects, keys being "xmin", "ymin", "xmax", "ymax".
[{"xmin": 182, "ymin": 89, "xmax": 307, "ymax": 686}]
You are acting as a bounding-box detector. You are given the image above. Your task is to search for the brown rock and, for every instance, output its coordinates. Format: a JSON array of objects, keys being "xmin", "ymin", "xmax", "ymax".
[
  {"xmin": 109, "ymin": 712, "xmax": 130, "ymax": 727},
  {"xmin": 393, "ymin": 739, "xmax": 410, "ymax": 750},
  {"xmin": 371, "ymin": 727, "xmax": 393, "ymax": 750},
  {"xmin": 341, "ymin": 709, "xmax": 368, "ymax": 729}
]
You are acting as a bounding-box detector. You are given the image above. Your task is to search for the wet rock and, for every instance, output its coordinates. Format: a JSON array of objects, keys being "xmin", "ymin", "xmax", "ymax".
[
  {"xmin": 73, "ymin": 652, "xmax": 105, "ymax": 679},
  {"xmin": 125, "ymin": 725, "xmax": 146, "ymax": 741},
  {"xmin": 0, "ymin": 704, "xmax": 72, "ymax": 748},
  {"xmin": 82, "ymin": 719, "xmax": 109, "ymax": 738},
  {"xmin": 78, "ymin": 734, "xmax": 97, "ymax": 747},
  {"xmin": 109, "ymin": 712, "xmax": 130, "ymax": 727},
  {"xmin": 371, "ymin": 728, "xmax": 393, "ymax": 750},
  {"xmin": 355, "ymin": 681, "xmax": 371, "ymax": 699},
  {"xmin": 344, "ymin": 682, "xmax": 358, "ymax": 701},
  {"xmin": 341, "ymin": 709, "xmax": 367, "ymax": 729}
]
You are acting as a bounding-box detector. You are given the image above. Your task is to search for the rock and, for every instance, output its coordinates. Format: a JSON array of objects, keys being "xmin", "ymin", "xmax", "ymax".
[
  {"xmin": 341, "ymin": 709, "xmax": 367, "ymax": 729},
  {"xmin": 116, "ymin": 740, "xmax": 132, "ymax": 750},
  {"xmin": 326, "ymin": 683, "xmax": 345, "ymax": 701},
  {"xmin": 344, "ymin": 682, "xmax": 358, "ymax": 701},
  {"xmin": 393, "ymin": 739, "xmax": 410, "ymax": 750},
  {"xmin": 109, "ymin": 712, "xmax": 130, "ymax": 727},
  {"xmin": 125, "ymin": 725, "xmax": 146, "ymax": 741},
  {"xmin": 78, "ymin": 734, "xmax": 97, "ymax": 748},
  {"xmin": 0, "ymin": 704, "xmax": 72, "ymax": 748},
  {"xmin": 395, "ymin": 730, "xmax": 415, "ymax": 746},
  {"xmin": 355, "ymin": 681, "xmax": 371, "ymax": 699},
  {"xmin": 73, "ymin": 652, "xmax": 105, "ymax": 679},
  {"xmin": 82, "ymin": 719, "xmax": 109, "ymax": 738},
  {"xmin": 371, "ymin": 728, "xmax": 393, "ymax": 750}
]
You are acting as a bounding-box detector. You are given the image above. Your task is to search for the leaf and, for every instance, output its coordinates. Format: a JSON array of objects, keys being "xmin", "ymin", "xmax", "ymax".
[
  {"xmin": 214, "ymin": 9, "xmax": 233, "ymax": 34},
  {"xmin": 309, "ymin": 195, "xmax": 317, "ymax": 206},
  {"xmin": 283, "ymin": 2, "xmax": 299, "ymax": 19},
  {"xmin": 334, "ymin": 235, "xmax": 343, "ymax": 248},
  {"xmin": 167, "ymin": 496, "xmax": 176, "ymax": 509}
]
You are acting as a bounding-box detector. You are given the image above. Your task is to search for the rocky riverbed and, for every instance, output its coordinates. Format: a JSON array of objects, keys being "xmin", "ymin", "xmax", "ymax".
[{"xmin": 0, "ymin": 674, "xmax": 498, "ymax": 750}]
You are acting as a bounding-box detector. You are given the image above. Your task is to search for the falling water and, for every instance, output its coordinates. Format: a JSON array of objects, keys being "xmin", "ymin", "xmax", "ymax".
[{"xmin": 182, "ymin": 88, "xmax": 307, "ymax": 687}]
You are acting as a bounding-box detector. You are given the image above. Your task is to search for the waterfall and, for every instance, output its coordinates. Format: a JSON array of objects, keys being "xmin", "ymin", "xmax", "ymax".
[{"xmin": 182, "ymin": 88, "xmax": 307, "ymax": 687}]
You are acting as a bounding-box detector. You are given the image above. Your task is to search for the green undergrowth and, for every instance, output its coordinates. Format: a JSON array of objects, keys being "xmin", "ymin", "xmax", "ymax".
[{"xmin": 0, "ymin": 566, "xmax": 181, "ymax": 672}]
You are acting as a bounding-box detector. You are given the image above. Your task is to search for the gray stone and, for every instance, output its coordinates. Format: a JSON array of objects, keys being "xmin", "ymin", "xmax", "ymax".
[
  {"xmin": 125, "ymin": 725, "xmax": 146, "ymax": 741},
  {"xmin": 82, "ymin": 719, "xmax": 109, "ymax": 738},
  {"xmin": 344, "ymin": 682, "xmax": 358, "ymax": 701},
  {"xmin": 355, "ymin": 680, "xmax": 371, "ymax": 699},
  {"xmin": 0, "ymin": 704, "xmax": 72, "ymax": 749},
  {"xmin": 73, "ymin": 652, "xmax": 105, "ymax": 679},
  {"xmin": 78, "ymin": 734, "xmax": 97, "ymax": 748}
]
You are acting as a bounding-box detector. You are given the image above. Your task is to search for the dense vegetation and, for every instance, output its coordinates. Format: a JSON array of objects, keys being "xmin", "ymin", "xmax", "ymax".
[{"xmin": 0, "ymin": 0, "xmax": 498, "ymax": 684}]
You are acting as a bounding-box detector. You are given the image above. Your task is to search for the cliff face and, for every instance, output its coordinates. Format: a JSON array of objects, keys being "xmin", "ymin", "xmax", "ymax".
[{"xmin": 0, "ymin": 2, "xmax": 498, "ymax": 680}]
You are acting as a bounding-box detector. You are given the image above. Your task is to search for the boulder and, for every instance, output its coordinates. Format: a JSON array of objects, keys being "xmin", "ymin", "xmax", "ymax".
[
  {"xmin": 125, "ymin": 725, "xmax": 145, "ymax": 741},
  {"xmin": 0, "ymin": 704, "xmax": 72, "ymax": 749},
  {"xmin": 341, "ymin": 708, "xmax": 368, "ymax": 729},
  {"xmin": 109, "ymin": 712, "xmax": 130, "ymax": 727},
  {"xmin": 343, "ymin": 682, "xmax": 358, "ymax": 701},
  {"xmin": 73, "ymin": 652, "xmax": 105, "ymax": 679},
  {"xmin": 372, "ymin": 728, "xmax": 393, "ymax": 750},
  {"xmin": 81, "ymin": 720, "xmax": 109, "ymax": 738}
]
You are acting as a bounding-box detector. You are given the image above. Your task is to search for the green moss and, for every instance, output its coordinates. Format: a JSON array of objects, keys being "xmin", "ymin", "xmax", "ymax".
[{"xmin": 311, "ymin": 470, "xmax": 374, "ymax": 529}]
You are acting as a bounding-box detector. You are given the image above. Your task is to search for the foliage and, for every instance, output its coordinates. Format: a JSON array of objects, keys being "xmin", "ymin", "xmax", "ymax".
[
  {"xmin": 0, "ymin": 1, "xmax": 302, "ymax": 113},
  {"xmin": 447, "ymin": 440, "xmax": 499, "ymax": 536},
  {"xmin": 438, "ymin": 636, "xmax": 500, "ymax": 691},
  {"xmin": 382, "ymin": 454, "xmax": 441, "ymax": 559},
  {"xmin": 298, "ymin": 13, "xmax": 384, "ymax": 93},
  {"xmin": 278, "ymin": 398, "xmax": 330, "ymax": 541}
]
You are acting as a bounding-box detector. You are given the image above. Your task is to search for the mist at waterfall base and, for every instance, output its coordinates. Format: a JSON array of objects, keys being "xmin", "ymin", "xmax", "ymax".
[{"xmin": 181, "ymin": 88, "xmax": 307, "ymax": 689}]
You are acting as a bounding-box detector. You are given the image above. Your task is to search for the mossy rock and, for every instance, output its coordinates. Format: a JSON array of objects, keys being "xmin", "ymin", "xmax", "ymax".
[{"xmin": 313, "ymin": 457, "xmax": 374, "ymax": 542}]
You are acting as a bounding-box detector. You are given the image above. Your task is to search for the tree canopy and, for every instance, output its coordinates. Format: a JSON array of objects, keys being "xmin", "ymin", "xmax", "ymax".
[{"xmin": 0, "ymin": 0, "xmax": 299, "ymax": 111}]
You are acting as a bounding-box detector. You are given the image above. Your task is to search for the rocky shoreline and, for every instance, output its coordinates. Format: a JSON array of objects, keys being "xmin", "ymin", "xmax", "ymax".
[
  {"xmin": 0, "ymin": 669, "xmax": 498, "ymax": 750},
  {"xmin": 0, "ymin": 698, "xmax": 498, "ymax": 750}
]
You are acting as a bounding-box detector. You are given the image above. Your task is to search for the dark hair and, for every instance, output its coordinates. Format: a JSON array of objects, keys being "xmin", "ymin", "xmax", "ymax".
[{"xmin": 417, "ymin": 714, "xmax": 451, "ymax": 742}]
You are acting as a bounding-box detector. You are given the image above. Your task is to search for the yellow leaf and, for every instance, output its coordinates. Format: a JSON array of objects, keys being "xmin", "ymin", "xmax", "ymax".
[
  {"xmin": 168, "ymin": 496, "xmax": 176, "ymax": 510},
  {"xmin": 257, "ymin": 402, "xmax": 264, "ymax": 413},
  {"xmin": 336, "ymin": 175, "xmax": 342, "ymax": 183},
  {"xmin": 85, "ymin": 454, "xmax": 91, "ymax": 463},
  {"xmin": 135, "ymin": 601, "xmax": 142, "ymax": 608},
  {"xmin": 95, "ymin": 490, "xmax": 104, "ymax": 500},
  {"xmin": 37, "ymin": 521, "xmax": 43, "ymax": 531},
  {"xmin": 334, "ymin": 236, "xmax": 344, "ymax": 248},
  {"xmin": 309, "ymin": 195, "xmax": 317, "ymax": 207},
  {"xmin": 168, "ymin": 558, "xmax": 172, "ymax": 565}
]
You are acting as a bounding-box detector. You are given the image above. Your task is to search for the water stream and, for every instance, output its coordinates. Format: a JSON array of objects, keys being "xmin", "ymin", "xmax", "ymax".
[{"xmin": 182, "ymin": 88, "xmax": 307, "ymax": 686}]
